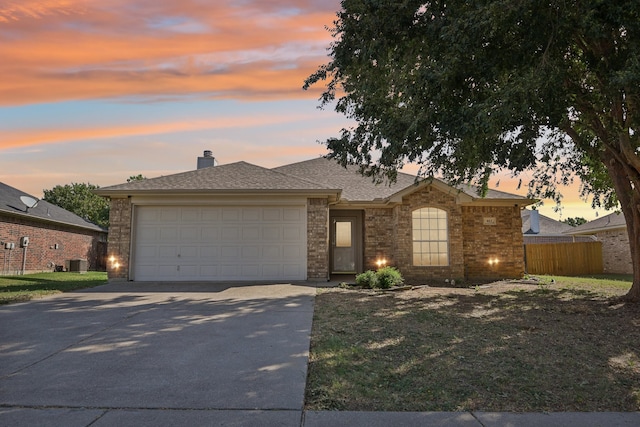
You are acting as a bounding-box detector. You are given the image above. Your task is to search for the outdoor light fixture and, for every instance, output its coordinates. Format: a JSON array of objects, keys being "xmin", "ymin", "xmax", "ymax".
[
  {"xmin": 109, "ymin": 255, "xmax": 120, "ymax": 270},
  {"xmin": 376, "ymin": 258, "xmax": 388, "ymax": 268},
  {"xmin": 488, "ymin": 258, "xmax": 500, "ymax": 266}
]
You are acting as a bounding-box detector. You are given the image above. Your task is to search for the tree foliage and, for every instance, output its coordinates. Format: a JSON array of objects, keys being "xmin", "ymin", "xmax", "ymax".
[
  {"xmin": 562, "ymin": 217, "xmax": 588, "ymax": 227},
  {"xmin": 43, "ymin": 183, "xmax": 110, "ymax": 228},
  {"xmin": 306, "ymin": 0, "xmax": 640, "ymax": 300},
  {"xmin": 127, "ymin": 174, "xmax": 146, "ymax": 183}
]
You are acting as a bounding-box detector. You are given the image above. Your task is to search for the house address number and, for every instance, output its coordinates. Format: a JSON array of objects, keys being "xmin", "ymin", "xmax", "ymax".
[{"xmin": 483, "ymin": 217, "xmax": 497, "ymax": 226}]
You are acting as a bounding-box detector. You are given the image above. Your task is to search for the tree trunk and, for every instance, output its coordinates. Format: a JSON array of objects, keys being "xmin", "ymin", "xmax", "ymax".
[{"xmin": 605, "ymin": 156, "xmax": 640, "ymax": 302}]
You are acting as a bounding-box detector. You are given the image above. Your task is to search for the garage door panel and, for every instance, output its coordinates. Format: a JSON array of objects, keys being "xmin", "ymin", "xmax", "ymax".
[
  {"xmin": 262, "ymin": 246, "xmax": 280, "ymax": 259},
  {"xmin": 220, "ymin": 246, "xmax": 240, "ymax": 259},
  {"xmin": 159, "ymin": 227, "xmax": 179, "ymax": 241},
  {"xmin": 283, "ymin": 264, "xmax": 303, "ymax": 277},
  {"xmin": 241, "ymin": 246, "xmax": 260, "ymax": 258},
  {"xmin": 201, "ymin": 227, "xmax": 219, "ymax": 240},
  {"xmin": 262, "ymin": 227, "xmax": 281, "ymax": 240},
  {"xmin": 263, "ymin": 208, "xmax": 282, "ymax": 221},
  {"xmin": 200, "ymin": 246, "xmax": 219, "ymax": 258},
  {"xmin": 242, "ymin": 208, "xmax": 261, "ymax": 221},
  {"xmin": 180, "ymin": 227, "xmax": 199, "ymax": 240},
  {"xmin": 242, "ymin": 227, "xmax": 260, "ymax": 241},
  {"xmin": 222, "ymin": 208, "xmax": 240, "ymax": 221},
  {"xmin": 134, "ymin": 205, "xmax": 307, "ymax": 281},
  {"xmin": 180, "ymin": 208, "xmax": 200, "ymax": 221},
  {"xmin": 201, "ymin": 208, "xmax": 220, "ymax": 221},
  {"xmin": 159, "ymin": 208, "xmax": 180, "ymax": 221},
  {"xmin": 221, "ymin": 227, "xmax": 240, "ymax": 240},
  {"xmin": 283, "ymin": 208, "xmax": 302, "ymax": 221},
  {"xmin": 157, "ymin": 246, "xmax": 178, "ymax": 258},
  {"xmin": 200, "ymin": 265, "xmax": 219, "ymax": 277},
  {"xmin": 179, "ymin": 246, "xmax": 199, "ymax": 258},
  {"xmin": 283, "ymin": 226, "xmax": 303, "ymax": 241}
]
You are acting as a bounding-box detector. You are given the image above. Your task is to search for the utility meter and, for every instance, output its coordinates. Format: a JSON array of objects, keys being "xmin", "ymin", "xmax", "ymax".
[{"xmin": 20, "ymin": 236, "xmax": 29, "ymax": 247}]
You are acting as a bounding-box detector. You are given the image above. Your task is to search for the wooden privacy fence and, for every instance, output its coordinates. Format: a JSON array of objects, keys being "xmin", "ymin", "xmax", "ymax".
[{"xmin": 524, "ymin": 241, "xmax": 603, "ymax": 276}]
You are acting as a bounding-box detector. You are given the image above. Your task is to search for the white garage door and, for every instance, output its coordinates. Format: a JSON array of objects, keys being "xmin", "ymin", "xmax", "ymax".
[{"xmin": 132, "ymin": 205, "xmax": 307, "ymax": 281}]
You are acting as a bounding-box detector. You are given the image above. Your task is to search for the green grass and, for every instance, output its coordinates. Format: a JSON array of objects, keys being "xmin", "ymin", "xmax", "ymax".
[
  {"xmin": 306, "ymin": 276, "xmax": 640, "ymax": 412},
  {"xmin": 0, "ymin": 272, "xmax": 108, "ymax": 304}
]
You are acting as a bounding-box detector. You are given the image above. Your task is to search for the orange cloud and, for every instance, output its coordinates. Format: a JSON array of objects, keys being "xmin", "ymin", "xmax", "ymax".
[
  {"xmin": 0, "ymin": 112, "xmax": 319, "ymax": 148},
  {"xmin": 0, "ymin": 0, "xmax": 86, "ymax": 23},
  {"xmin": 0, "ymin": 0, "xmax": 338, "ymax": 105}
]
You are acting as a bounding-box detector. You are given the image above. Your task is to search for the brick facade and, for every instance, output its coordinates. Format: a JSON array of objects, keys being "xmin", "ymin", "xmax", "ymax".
[
  {"xmin": 107, "ymin": 188, "xmax": 526, "ymax": 283},
  {"xmin": 0, "ymin": 214, "xmax": 106, "ymax": 274},
  {"xmin": 360, "ymin": 187, "xmax": 525, "ymax": 284},
  {"xmin": 461, "ymin": 205, "xmax": 525, "ymax": 279},
  {"xmin": 597, "ymin": 228, "xmax": 633, "ymax": 274},
  {"xmin": 363, "ymin": 208, "xmax": 395, "ymax": 270},
  {"xmin": 106, "ymin": 197, "xmax": 132, "ymax": 281},
  {"xmin": 392, "ymin": 187, "xmax": 466, "ymax": 283},
  {"xmin": 307, "ymin": 198, "xmax": 329, "ymax": 280}
]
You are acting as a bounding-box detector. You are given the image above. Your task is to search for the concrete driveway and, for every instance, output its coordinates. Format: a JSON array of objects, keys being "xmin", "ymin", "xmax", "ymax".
[{"xmin": 0, "ymin": 282, "xmax": 316, "ymax": 426}]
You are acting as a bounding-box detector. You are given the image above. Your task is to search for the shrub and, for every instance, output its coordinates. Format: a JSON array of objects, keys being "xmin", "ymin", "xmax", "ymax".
[
  {"xmin": 375, "ymin": 267, "xmax": 404, "ymax": 289},
  {"xmin": 355, "ymin": 270, "xmax": 378, "ymax": 288}
]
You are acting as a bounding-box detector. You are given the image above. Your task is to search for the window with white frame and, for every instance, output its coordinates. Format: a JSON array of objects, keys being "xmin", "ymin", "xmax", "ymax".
[{"xmin": 412, "ymin": 207, "xmax": 449, "ymax": 266}]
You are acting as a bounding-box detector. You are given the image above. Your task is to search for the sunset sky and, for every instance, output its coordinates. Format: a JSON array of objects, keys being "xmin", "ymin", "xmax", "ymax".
[{"xmin": 0, "ymin": 0, "xmax": 610, "ymax": 220}]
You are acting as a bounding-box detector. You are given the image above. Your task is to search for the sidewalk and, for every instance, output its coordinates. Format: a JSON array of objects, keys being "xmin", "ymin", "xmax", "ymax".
[{"xmin": 1, "ymin": 408, "xmax": 639, "ymax": 426}]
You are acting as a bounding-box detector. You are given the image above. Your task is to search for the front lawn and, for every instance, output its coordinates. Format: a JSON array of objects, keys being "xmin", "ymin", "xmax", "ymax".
[
  {"xmin": 0, "ymin": 272, "xmax": 108, "ymax": 305},
  {"xmin": 305, "ymin": 275, "xmax": 640, "ymax": 412}
]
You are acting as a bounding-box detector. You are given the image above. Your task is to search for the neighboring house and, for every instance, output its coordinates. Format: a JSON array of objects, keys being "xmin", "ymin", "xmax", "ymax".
[
  {"xmin": 565, "ymin": 212, "xmax": 631, "ymax": 274},
  {"xmin": 0, "ymin": 182, "xmax": 108, "ymax": 274},
  {"xmin": 96, "ymin": 154, "xmax": 535, "ymax": 283},
  {"xmin": 521, "ymin": 209, "xmax": 595, "ymax": 244}
]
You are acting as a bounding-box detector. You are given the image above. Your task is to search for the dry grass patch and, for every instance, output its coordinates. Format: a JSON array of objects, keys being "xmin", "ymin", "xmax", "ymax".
[{"xmin": 305, "ymin": 276, "xmax": 640, "ymax": 412}]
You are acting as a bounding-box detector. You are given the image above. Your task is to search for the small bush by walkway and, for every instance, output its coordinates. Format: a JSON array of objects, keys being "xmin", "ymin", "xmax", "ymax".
[{"xmin": 306, "ymin": 275, "xmax": 640, "ymax": 412}]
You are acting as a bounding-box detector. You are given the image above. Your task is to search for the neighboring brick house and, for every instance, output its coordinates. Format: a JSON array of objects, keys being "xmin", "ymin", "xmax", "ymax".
[
  {"xmin": 565, "ymin": 212, "xmax": 632, "ymax": 274},
  {"xmin": 0, "ymin": 182, "xmax": 107, "ymax": 275},
  {"xmin": 96, "ymin": 155, "xmax": 535, "ymax": 283}
]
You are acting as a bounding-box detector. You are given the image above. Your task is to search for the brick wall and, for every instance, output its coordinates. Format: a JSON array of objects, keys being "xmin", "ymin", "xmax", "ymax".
[
  {"xmin": 106, "ymin": 197, "xmax": 132, "ymax": 280},
  {"xmin": 363, "ymin": 208, "xmax": 395, "ymax": 271},
  {"xmin": 360, "ymin": 186, "xmax": 525, "ymax": 283},
  {"xmin": 597, "ymin": 228, "xmax": 633, "ymax": 274},
  {"xmin": 393, "ymin": 187, "xmax": 466, "ymax": 283},
  {"xmin": 0, "ymin": 214, "xmax": 106, "ymax": 274},
  {"xmin": 462, "ymin": 205, "xmax": 525, "ymax": 279},
  {"xmin": 307, "ymin": 198, "xmax": 329, "ymax": 280}
]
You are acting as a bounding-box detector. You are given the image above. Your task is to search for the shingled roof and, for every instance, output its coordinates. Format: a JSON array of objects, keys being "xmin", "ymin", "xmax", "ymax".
[
  {"xmin": 0, "ymin": 182, "xmax": 105, "ymax": 232},
  {"xmin": 96, "ymin": 157, "xmax": 532, "ymax": 206},
  {"xmin": 566, "ymin": 211, "xmax": 626, "ymax": 235},
  {"xmin": 274, "ymin": 157, "xmax": 531, "ymax": 204},
  {"xmin": 96, "ymin": 161, "xmax": 340, "ymax": 196}
]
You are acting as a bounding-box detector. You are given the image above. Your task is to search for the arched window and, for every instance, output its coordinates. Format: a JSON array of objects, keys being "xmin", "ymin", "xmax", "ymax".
[{"xmin": 412, "ymin": 207, "xmax": 449, "ymax": 266}]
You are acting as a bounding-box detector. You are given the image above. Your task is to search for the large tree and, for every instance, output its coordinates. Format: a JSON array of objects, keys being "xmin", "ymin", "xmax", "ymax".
[
  {"xmin": 43, "ymin": 183, "xmax": 110, "ymax": 228},
  {"xmin": 305, "ymin": 0, "xmax": 640, "ymax": 301}
]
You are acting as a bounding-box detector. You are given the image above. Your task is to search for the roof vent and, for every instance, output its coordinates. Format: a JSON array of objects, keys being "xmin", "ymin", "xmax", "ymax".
[{"xmin": 197, "ymin": 150, "xmax": 217, "ymax": 169}]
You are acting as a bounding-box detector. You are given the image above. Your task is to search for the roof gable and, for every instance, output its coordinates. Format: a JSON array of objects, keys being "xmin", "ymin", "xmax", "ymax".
[{"xmin": 0, "ymin": 182, "xmax": 105, "ymax": 232}]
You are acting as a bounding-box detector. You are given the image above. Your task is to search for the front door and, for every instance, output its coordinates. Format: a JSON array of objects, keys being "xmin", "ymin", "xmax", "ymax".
[{"xmin": 330, "ymin": 211, "xmax": 363, "ymax": 274}]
